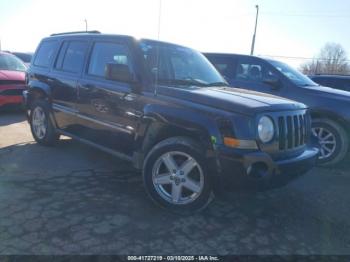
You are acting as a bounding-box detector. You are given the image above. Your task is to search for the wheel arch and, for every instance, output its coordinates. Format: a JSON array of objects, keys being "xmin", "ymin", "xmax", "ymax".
[
  {"xmin": 133, "ymin": 105, "xmax": 221, "ymax": 169},
  {"xmin": 141, "ymin": 121, "xmax": 213, "ymax": 156},
  {"xmin": 27, "ymin": 80, "xmax": 51, "ymax": 108},
  {"xmin": 310, "ymin": 109, "xmax": 350, "ymax": 134}
]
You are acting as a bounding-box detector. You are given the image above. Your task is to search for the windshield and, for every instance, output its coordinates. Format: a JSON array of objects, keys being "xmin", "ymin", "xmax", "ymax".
[
  {"xmin": 13, "ymin": 52, "xmax": 32, "ymax": 63},
  {"xmin": 0, "ymin": 53, "xmax": 27, "ymax": 71},
  {"xmin": 139, "ymin": 40, "xmax": 227, "ymax": 87},
  {"xmin": 268, "ymin": 60, "xmax": 317, "ymax": 87}
]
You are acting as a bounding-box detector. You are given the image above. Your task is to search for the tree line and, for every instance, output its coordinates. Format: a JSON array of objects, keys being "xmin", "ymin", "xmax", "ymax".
[{"xmin": 300, "ymin": 43, "xmax": 350, "ymax": 75}]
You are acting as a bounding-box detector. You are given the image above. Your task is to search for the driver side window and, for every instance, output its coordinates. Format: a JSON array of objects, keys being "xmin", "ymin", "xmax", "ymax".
[
  {"xmin": 235, "ymin": 58, "xmax": 276, "ymax": 83},
  {"xmin": 88, "ymin": 42, "xmax": 130, "ymax": 78}
]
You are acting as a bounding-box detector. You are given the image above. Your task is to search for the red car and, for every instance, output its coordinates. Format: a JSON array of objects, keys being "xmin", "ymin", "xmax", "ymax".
[{"xmin": 0, "ymin": 52, "xmax": 27, "ymax": 108}]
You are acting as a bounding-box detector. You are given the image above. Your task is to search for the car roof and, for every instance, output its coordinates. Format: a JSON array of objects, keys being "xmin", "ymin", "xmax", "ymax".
[
  {"xmin": 203, "ymin": 52, "xmax": 279, "ymax": 63},
  {"xmin": 0, "ymin": 51, "xmax": 16, "ymax": 56},
  {"xmin": 12, "ymin": 51, "xmax": 33, "ymax": 55},
  {"xmin": 43, "ymin": 32, "xmax": 194, "ymax": 50},
  {"xmin": 44, "ymin": 32, "xmax": 135, "ymax": 42}
]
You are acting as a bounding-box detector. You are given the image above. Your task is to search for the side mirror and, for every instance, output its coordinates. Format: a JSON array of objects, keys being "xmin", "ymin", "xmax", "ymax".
[
  {"xmin": 263, "ymin": 76, "xmax": 281, "ymax": 90},
  {"xmin": 105, "ymin": 63, "xmax": 133, "ymax": 83}
]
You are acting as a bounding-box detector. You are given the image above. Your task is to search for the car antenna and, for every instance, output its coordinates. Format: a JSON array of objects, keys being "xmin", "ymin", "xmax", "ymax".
[{"xmin": 154, "ymin": 0, "xmax": 162, "ymax": 96}]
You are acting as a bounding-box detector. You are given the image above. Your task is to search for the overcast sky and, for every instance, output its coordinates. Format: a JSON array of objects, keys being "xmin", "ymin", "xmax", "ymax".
[{"xmin": 0, "ymin": 0, "xmax": 349, "ymax": 68}]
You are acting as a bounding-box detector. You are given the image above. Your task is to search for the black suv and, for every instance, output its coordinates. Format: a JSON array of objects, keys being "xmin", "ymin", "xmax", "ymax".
[
  {"xmin": 309, "ymin": 75, "xmax": 350, "ymax": 92},
  {"xmin": 205, "ymin": 53, "xmax": 350, "ymax": 166},
  {"xmin": 23, "ymin": 32, "xmax": 318, "ymax": 212}
]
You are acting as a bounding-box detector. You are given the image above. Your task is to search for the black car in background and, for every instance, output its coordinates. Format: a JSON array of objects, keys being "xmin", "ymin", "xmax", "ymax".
[
  {"xmin": 23, "ymin": 32, "xmax": 318, "ymax": 212},
  {"xmin": 309, "ymin": 75, "xmax": 350, "ymax": 92},
  {"xmin": 205, "ymin": 53, "xmax": 350, "ymax": 166}
]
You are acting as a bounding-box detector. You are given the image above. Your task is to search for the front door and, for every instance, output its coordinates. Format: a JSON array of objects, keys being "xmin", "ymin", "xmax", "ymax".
[
  {"xmin": 230, "ymin": 56, "xmax": 281, "ymax": 95},
  {"xmin": 77, "ymin": 40, "xmax": 141, "ymax": 155}
]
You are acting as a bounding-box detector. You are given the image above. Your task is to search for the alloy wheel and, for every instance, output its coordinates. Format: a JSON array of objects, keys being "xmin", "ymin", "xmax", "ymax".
[
  {"xmin": 32, "ymin": 107, "xmax": 47, "ymax": 139},
  {"xmin": 152, "ymin": 151, "xmax": 204, "ymax": 205},
  {"xmin": 312, "ymin": 127, "xmax": 336, "ymax": 160}
]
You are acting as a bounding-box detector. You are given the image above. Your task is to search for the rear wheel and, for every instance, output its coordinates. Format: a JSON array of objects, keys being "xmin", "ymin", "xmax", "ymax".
[
  {"xmin": 143, "ymin": 137, "xmax": 214, "ymax": 213},
  {"xmin": 312, "ymin": 118, "xmax": 348, "ymax": 166},
  {"xmin": 29, "ymin": 100, "xmax": 60, "ymax": 146}
]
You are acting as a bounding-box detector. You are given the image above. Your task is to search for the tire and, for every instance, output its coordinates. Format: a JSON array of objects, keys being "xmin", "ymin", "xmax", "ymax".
[
  {"xmin": 143, "ymin": 136, "xmax": 214, "ymax": 214},
  {"xmin": 312, "ymin": 118, "xmax": 349, "ymax": 166},
  {"xmin": 29, "ymin": 99, "xmax": 60, "ymax": 146}
]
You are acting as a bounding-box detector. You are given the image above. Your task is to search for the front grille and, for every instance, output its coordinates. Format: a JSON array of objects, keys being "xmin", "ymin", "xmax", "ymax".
[
  {"xmin": 0, "ymin": 89, "xmax": 24, "ymax": 96},
  {"xmin": 277, "ymin": 112, "xmax": 308, "ymax": 151},
  {"xmin": 0, "ymin": 80, "xmax": 25, "ymax": 85}
]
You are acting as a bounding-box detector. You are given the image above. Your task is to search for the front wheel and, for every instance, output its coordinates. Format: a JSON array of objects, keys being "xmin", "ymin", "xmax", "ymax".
[
  {"xmin": 143, "ymin": 137, "xmax": 214, "ymax": 213},
  {"xmin": 312, "ymin": 118, "xmax": 349, "ymax": 166}
]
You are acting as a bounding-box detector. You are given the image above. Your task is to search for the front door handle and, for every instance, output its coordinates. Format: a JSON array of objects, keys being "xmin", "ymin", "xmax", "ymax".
[
  {"xmin": 122, "ymin": 93, "xmax": 137, "ymax": 101},
  {"xmin": 81, "ymin": 84, "xmax": 95, "ymax": 90}
]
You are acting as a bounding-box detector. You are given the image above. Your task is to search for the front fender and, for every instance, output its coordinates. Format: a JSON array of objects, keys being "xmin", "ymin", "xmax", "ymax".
[{"xmin": 142, "ymin": 103, "xmax": 222, "ymax": 146}]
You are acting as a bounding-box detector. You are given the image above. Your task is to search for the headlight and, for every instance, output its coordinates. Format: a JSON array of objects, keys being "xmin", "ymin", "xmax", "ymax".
[{"xmin": 258, "ymin": 116, "xmax": 274, "ymax": 143}]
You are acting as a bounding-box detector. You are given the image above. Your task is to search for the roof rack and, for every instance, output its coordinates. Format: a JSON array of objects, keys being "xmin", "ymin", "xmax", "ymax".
[{"xmin": 50, "ymin": 30, "xmax": 101, "ymax": 36}]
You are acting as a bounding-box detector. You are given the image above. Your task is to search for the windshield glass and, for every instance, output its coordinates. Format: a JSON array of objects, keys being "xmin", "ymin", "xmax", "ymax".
[
  {"xmin": 139, "ymin": 40, "xmax": 227, "ymax": 87},
  {"xmin": 268, "ymin": 60, "xmax": 317, "ymax": 87},
  {"xmin": 0, "ymin": 53, "xmax": 27, "ymax": 71},
  {"xmin": 13, "ymin": 52, "xmax": 32, "ymax": 63}
]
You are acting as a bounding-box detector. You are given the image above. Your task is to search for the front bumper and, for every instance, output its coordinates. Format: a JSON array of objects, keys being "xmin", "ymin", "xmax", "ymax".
[
  {"xmin": 215, "ymin": 146, "xmax": 319, "ymax": 191},
  {"xmin": 0, "ymin": 86, "xmax": 25, "ymax": 107},
  {"xmin": 22, "ymin": 90, "xmax": 31, "ymax": 120},
  {"xmin": 0, "ymin": 95, "xmax": 23, "ymax": 107}
]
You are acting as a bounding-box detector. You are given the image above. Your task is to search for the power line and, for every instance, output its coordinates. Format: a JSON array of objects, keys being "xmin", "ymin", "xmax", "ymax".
[
  {"xmin": 260, "ymin": 12, "xmax": 350, "ymax": 18},
  {"xmin": 260, "ymin": 54, "xmax": 350, "ymax": 62}
]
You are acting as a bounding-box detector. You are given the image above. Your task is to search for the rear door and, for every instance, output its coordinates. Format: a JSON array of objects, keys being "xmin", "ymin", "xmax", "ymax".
[{"xmin": 50, "ymin": 40, "xmax": 90, "ymax": 133}]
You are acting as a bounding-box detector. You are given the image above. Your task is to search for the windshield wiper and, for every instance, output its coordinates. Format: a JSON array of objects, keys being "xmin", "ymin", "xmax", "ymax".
[
  {"xmin": 157, "ymin": 78, "xmax": 229, "ymax": 88},
  {"xmin": 205, "ymin": 81, "xmax": 230, "ymax": 87},
  {"xmin": 157, "ymin": 78, "xmax": 208, "ymax": 87},
  {"xmin": 299, "ymin": 83, "xmax": 318, "ymax": 87}
]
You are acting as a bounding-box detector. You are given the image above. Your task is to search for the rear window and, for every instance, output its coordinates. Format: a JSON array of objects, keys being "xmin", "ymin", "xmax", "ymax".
[
  {"xmin": 55, "ymin": 41, "xmax": 88, "ymax": 73},
  {"xmin": 33, "ymin": 41, "xmax": 59, "ymax": 68}
]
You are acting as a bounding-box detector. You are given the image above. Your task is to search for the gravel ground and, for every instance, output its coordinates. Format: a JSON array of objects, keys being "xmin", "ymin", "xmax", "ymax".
[{"xmin": 0, "ymin": 112, "xmax": 349, "ymax": 255}]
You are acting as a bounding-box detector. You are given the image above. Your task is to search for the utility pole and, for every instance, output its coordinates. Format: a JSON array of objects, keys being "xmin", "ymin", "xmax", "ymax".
[
  {"xmin": 157, "ymin": 0, "xmax": 162, "ymax": 40},
  {"xmin": 315, "ymin": 60, "xmax": 319, "ymax": 74},
  {"xmin": 250, "ymin": 5, "xmax": 259, "ymax": 55},
  {"xmin": 84, "ymin": 19, "xmax": 88, "ymax": 32}
]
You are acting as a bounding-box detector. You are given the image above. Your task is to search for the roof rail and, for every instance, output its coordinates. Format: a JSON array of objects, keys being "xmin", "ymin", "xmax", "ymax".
[{"xmin": 50, "ymin": 30, "xmax": 101, "ymax": 36}]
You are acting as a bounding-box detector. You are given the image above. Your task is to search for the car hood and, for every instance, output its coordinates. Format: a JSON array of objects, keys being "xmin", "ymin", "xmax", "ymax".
[
  {"xmin": 159, "ymin": 86, "xmax": 306, "ymax": 115},
  {"xmin": 0, "ymin": 70, "xmax": 25, "ymax": 81},
  {"xmin": 303, "ymin": 85, "xmax": 350, "ymax": 101}
]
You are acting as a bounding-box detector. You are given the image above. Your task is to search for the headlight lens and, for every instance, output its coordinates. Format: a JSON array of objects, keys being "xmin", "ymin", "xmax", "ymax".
[{"xmin": 258, "ymin": 116, "xmax": 274, "ymax": 143}]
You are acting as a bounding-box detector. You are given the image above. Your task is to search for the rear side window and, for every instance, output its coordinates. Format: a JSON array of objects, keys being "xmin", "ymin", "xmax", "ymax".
[
  {"xmin": 88, "ymin": 42, "xmax": 130, "ymax": 77},
  {"xmin": 33, "ymin": 41, "xmax": 59, "ymax": 68},
  {"xmin": 55, "ymin": 41, "xmax": 88, "ymax": 73}
]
